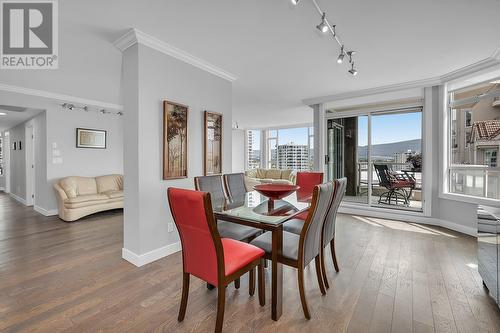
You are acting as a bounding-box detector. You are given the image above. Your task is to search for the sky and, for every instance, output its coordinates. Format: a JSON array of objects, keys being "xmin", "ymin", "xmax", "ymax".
[{"xmin": 358, "ymin": 112, "xmax": 422, "ymax": 145}]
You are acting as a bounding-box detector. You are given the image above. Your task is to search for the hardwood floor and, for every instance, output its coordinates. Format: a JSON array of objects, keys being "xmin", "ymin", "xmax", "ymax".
[{"xmin": 1, "ymin": 192, "xmax": 499, "ymax": 332}]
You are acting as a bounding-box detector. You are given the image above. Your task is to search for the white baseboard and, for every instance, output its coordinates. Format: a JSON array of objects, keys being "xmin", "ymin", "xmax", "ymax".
[
  {"xmin": 122, "ymin": 242, "xmax": 181, "ymax": 267},
  {"xmin": 9, "ymin": 193, "xmax": 27, "ymax": 205},
  {"xmin": 0, "ymin": 187, "xmax": 4, "ymax": 191},
  {"xmin": 34, "ymin": 205, "xmax": 58, "ymax": 216}
]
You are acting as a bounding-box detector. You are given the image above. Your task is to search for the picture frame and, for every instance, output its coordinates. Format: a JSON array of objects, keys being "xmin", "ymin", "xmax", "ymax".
[
  {"xmin": 12, "ymin": 142, "xmax": 16, "ymax": 150},
  {"xmin": 204, "ymin": 111, "xmax": 223, "ymax": 176},
  {"xmin": 163, "ymin": 100, "xmax": 188, "ymax": 180},
  {"xmin": 76, "ymin": 128, "xmax": 107, "ymax": 149},
  {"xmin": 18, "ymin": 141, "xmax": 22, "ymax": 150}
]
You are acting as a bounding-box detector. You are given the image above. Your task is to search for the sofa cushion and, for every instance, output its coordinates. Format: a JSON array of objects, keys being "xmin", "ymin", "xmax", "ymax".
[
  {"xmin": 65, "ymin": 194, "xmax": 108, "ymax": 204},
  {"xmin": 281, "ymin": 170, "xmax": 293, "ymax": 180},
  {"xmin": 255, "ymin": 168, "xmax": 267, "ymax": 179},
  {"xmin": 96, "ymin": 175, "xmax": 123, "ymax": 193},
  {"xmin": 102, "ymin": 190, "xmax": 123, "ymax": 199},
  {"xmin": 265, "ymin": 169, "xmax": 282, "ymax": 180},
  {"xmin": 59, "ymin": 176, "xmax": 98, "ymax": 198}
]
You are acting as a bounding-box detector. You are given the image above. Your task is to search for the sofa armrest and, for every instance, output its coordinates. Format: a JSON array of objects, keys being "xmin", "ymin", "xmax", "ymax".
[
  {"xmin": 53, "ymin": 183, "xmax": 68, "ymax": 202},
  {"xmin": 289, "ymin": 170, "xmax": 297, "ymax": 184},
  {"xmin": 244, "ymin": 176, "xmax": 260, "ymax": 192}
]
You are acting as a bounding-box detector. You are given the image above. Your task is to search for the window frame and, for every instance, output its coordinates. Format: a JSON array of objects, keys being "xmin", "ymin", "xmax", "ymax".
[{"xmin": 441, "ymin": 77, "xmax": 500, "ymax": 205}]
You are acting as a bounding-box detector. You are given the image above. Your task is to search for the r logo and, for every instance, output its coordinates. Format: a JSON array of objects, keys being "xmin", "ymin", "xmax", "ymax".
[{"xmin": 1, "ymin": 0, "xmax": 58, "ymax": 68}]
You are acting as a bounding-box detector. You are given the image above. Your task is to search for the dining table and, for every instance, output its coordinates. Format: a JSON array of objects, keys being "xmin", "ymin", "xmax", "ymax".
[{"xmin": 212, "ymin": 190, "xmax": 311, "ymax": 321}]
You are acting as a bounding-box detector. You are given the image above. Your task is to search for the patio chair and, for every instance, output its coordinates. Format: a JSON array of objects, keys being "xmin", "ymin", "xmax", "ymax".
[{"xmin": 373, "ymin": 164, "xmax": 415, "ymax": 205}]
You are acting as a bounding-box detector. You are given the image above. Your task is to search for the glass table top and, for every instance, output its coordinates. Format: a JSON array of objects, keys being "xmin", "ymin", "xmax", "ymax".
[{"xmin": 213, "ymin": 190, "xmax": 311, "ymax": 225}]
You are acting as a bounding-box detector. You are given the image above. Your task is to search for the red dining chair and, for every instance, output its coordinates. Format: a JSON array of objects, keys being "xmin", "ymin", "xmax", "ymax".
[
  {"xmin": 167, "ymin": 188, "xmax": 265, "ymax": 333},
  {"xmin": 284, "ymin": 172, "xmax": 324, "ymax": 233}
]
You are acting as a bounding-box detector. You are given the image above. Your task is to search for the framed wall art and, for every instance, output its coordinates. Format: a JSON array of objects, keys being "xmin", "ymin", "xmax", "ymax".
[
  {"xmin": 76, "ymin": 128, "xmax": 107, "ymax": 149},
  {"xmin": 204, "ymin": 111, "xmax": 222, "ymax": 176},
  {"xmin": 163, "ymin": 100, "xmax": 188, "ymax": 180}
]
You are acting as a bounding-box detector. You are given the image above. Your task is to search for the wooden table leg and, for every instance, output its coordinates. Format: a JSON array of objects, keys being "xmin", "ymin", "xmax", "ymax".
[{"xmin": 271, "ymin": 225, "xmax": 283, "ymax": 321}]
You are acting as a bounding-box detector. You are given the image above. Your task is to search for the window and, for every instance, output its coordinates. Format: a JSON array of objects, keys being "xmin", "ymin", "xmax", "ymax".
[
  {"xmin": 447, "ymin": 78, "xmax": 500, "ymax": 200},
  {"xmin": 246, "ymin": 130, "xmax": 261, "ymax": 170},
  {"xmin": 265, "ymin": 127, "xmax": 314, "ymax": 171}
]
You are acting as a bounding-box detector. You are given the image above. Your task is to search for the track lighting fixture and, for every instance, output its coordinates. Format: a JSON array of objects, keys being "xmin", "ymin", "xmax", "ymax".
[
  {"xmin": 337, "ymin": 45, "xmax": 345, "ymax": 64},
  {"xmin": 291, "ymin": 0, "xmax": 359, "ymax": 75},
  {"xmin": 61, "ymin": 102, "xmax": 122, "ymax": 116},
  {"xmin": 349, "ymin": 62, "xmax": 358, "ymax": 76},
  {"xmin": 316, "ymin": 12, "xmax": 328, "ymax": 33}
]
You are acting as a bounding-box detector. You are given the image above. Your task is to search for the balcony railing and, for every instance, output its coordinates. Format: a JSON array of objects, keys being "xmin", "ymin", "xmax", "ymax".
[{"xmin": 449, "ymin": 165, "xmax": 500, "ymax": 200}]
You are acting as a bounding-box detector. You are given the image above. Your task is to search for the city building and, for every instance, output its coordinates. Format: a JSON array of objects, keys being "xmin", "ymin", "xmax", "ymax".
[{"xmin": 277, "ymin": 143, "xmax": 309, "ymax": 171}]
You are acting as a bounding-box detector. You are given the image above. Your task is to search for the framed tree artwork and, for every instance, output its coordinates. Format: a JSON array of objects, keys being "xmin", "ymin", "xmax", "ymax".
[
  {"xmin": 204, "ymin": 111, "xmax": 223, "ymax": 176},
  {"xmin": 163, "ymin": 100, "xmax": 188, "ymax": 180}
]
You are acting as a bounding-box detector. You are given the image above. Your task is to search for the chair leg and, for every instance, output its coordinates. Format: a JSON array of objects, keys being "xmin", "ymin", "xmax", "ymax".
[
  {"xmin": 178, "ymin": 272, "xmax": 190, "ymax": 322},
  {"xmin": 249, "ymin": 268, "xmax": 255, "ymax": 296},
  {"xmin": 234, "ymin": 278, "xmax": 240, "ymax": 289},
  {"xmin": 215, "ymin": 285, "xmax": 226, "ymax": 333},
  {"xmin": 298, "ymin": 269, "xmax": 311, "ymax": 320},
  {"xmin": 320, "ymin": 246, "xmax": 329, "ymax": 289},
  {"xmin": 315, "ymin": 256, "xmax": 326, "ymax": 295},
  {"xmin": 331, "ymin": 239, "xmax": 340, "ymax": 272},
  {"xmin": 258, "ymin": 259, "xmax": 265, "ymax": 306}
]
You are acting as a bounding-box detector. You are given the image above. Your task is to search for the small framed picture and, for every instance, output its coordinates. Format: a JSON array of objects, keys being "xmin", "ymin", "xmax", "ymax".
[
  {"xmin": 12, "ymin": 142, "xmax": 16, "ymax": 150},
  {"xmin": 76, "ymin": 128, "xmax": 107, "ymax": 149},
  {"xmin": 18, "ymin": 141, "xmax": 22, "ymax": 150}
]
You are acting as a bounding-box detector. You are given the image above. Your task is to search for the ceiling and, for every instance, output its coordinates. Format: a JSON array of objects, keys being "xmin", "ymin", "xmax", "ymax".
[
  {"xmin": 52, "ymin": 1, "xmax": 500, "ymax": 127},
  {"xmin": 0, "ymin": 106, "xmax": 44, "ymax": 132}
]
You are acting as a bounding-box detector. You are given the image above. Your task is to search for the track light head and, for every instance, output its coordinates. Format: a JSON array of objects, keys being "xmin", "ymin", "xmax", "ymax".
[
  {"xmin": 346, "ymin": 50, "xmax": 356, "ymax": 63},
  {"xmin": 290, "ymin": 0, "xmax": 300, "ymax": 5},
  {"xmin": 316, "ymin": 13, "xmax": 328, "ymax": 33},
  {"xmin": 349, "ymin": 62, "xmax": 358, "ymax": 76},
  {"xmin": 337, "ymin": 45, "xmax": 345, "ymax": 64},
  {"xmin": 67, "ymin": 104, "xmax": 74, "ymax": 111}
]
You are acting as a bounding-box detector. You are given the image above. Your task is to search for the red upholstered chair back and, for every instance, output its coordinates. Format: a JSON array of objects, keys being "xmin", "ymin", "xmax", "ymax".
[
  {"xmin": 167, "ymin": 187, "xmax": 222, "ymax": 286},
  {"xmin": 296, "ymin": 172, "xmax": 324, "ymax": 199}
]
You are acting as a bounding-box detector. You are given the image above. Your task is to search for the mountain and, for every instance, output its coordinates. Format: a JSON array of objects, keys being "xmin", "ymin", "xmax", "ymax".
[{"xmin": 358, "ymin": 139, "xmax": 421, "ymax": 160}]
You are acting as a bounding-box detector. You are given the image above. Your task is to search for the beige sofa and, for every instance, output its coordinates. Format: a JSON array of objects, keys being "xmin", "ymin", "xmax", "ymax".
[
  {"xmin": 244, "ymin": 168, "xmax": 296, "ymax": 190},
  {"xmin": 54, "ymin": 174, "xmax": 123, "ymax": 222}
]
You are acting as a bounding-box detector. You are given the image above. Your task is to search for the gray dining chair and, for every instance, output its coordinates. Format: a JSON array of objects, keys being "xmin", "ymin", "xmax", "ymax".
[
  {"xmin": 250, "ymin": 182, "xmax": 335, "ymax": 319},
  {"xmin": 320, "ymin": 177, "xmax": 346, "ymax": 289},
  {"xmin": 282, "ymin": 178, "xmax": 347, "ymax": 290},
  {"xmin": 223, "ymin": 173, "xmax": 247, "ymax": 200},
  {"xmin": 194, "ymin": 175, "xmax": 261, "ymax": 290}
]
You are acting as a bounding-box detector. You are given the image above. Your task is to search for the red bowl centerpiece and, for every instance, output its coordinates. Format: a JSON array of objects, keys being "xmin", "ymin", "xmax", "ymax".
[{"xmin": 253, "ymin": 184, "xmax": 300, "ymax": 200}]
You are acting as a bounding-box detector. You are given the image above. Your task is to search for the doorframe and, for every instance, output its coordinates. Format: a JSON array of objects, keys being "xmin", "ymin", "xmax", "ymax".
[
  {"xmin": 25, "ymin": 120, "xmax": 35, "ymax": 206},
  {"xmin": 324, "ymin": 105, "xmax": 428, "ymax": 216}
]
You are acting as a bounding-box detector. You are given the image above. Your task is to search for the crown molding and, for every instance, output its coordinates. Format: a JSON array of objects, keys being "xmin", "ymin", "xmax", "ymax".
[
  {"xmin": 303, "ymin": 46, "xmax": 500, "ymax": 105},
  {"xmin": 114, "ymin": 28, "xmax": 238, "ymax": 83},
  {"xmin": 0, "ymin": 82, "xmax": 123, "ymax": 110}
]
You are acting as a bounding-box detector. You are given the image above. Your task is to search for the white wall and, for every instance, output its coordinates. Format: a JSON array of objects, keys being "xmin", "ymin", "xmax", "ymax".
[
  {"xmin": 0, "ymin": 133, "xmax": 4, "ymax": 190},
  {"xmin": 122, "ymin": 43, "xmax": 232, "ymax": 262},
  {"xmin": 45, "ymin": 110, "xmax": 123, "ymax": 210},
  {"xmin": 232, "ymin": 129, "xmax": 245, "ymax": 173}
]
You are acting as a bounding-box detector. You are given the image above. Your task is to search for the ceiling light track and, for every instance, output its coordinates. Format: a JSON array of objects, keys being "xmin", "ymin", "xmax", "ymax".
[
  {"xmin": 291, "ymin": 0, "xmax": 358, "ymax": 76},
  {"xmin": 60, "ymin": 103, "xmax": 123, "ymax": 116}
]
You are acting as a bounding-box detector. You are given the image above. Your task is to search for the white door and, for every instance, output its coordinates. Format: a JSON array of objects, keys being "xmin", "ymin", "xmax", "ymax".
[{"xmin": 25, "ymin": 124, "xmax": 35, "ymax": 206}]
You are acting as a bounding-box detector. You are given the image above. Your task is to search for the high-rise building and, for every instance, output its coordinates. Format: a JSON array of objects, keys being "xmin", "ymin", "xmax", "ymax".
[
  {"xmin": 246, "ymin": 130, "xmax": 260, "ymax": 169},
  {"xmin": 277, "ymin": 143, "xmax": 309, "ymax": 171}
]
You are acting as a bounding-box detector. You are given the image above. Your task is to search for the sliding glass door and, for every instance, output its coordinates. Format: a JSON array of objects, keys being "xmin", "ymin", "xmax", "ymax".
[{"xmin": 326, "ymin": 108, "xmax": 423, "ymax": 212}]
